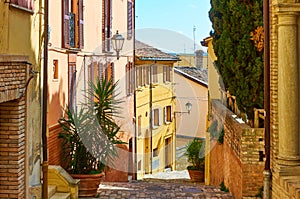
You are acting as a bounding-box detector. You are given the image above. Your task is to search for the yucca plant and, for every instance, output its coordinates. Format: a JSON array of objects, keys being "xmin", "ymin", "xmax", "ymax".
[{"xmin": 59, "ymin": 78, "xmax": 125, "ymax": 174}]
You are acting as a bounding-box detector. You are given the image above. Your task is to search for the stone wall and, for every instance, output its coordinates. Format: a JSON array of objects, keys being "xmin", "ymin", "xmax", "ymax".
[{"xmin": 209, "ymin": 99, "xmax": 264, "ymax": 198}]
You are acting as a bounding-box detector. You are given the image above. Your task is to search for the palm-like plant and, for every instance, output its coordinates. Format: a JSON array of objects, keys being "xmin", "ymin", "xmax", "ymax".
[{"xmin": 59, "ymin": 78, "xmax": 125, "ymax": 174}]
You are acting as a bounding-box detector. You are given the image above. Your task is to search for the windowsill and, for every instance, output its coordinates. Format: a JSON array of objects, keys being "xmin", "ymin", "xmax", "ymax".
[
  {"xmin": 67, "ymin": 48, "xmax": 82, "ymax": 53},
  {"xmin": 165, "ymin": 121, "xmax": 171, "ymax": 125},
  {"xmin": 152, "ymin": 126, "xmax": 159, "ymax": 129},
  {"xmin": 136, "ymin": 87, "xmax": 143, "ymax": 92},
  {"xmin": 52, "ymin": 79, "xmax": 59, "ymax": 82},
  {"xmin": 10, "ymin": 4, "xmax": 34, "ymax": 14}
]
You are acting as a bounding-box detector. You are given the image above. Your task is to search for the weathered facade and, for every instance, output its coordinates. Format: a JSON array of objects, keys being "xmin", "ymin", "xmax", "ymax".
[
  {"xmin": 270, "ymin": 0, "xmax": 300, "ymax": 198},
  {"xmin": 203, "ymin": 37, "xmax": 265, "ymax": 198},
  {"xmin": 47, "ymin": 0, "xmax": 135, "ymax": 184},
  {"xmin": 0, "ymin": 0, "xmax": 44, "ymax": 198}
]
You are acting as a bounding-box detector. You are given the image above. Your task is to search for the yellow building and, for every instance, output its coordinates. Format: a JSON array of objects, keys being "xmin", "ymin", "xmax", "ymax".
[
  {"xmin": 0, "ymin": 0, "xmax": 44, "ymax": 198},
  {"xmin": 135, "ymin": 41, "xmax": 179, "ymax": 179}
]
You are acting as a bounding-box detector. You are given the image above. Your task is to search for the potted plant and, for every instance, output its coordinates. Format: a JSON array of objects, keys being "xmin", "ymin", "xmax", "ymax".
[
  {"xmin": 185, "ymin": 139, "xmax": 205, "ymax": 182},
  {"xmin": 58, "ymin": 78, "xmax": 125, "ymax": 197}
]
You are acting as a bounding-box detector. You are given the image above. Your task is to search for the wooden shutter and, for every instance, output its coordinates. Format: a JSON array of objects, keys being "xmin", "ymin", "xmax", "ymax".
[
  {"xmin": 126, "ymin": 62, "xmax": 130, "ymax": 95},
  {"xmin": 63, "ymin": 0, "xmax": 70, "ymax": 48},
  {"xmin": 127, "ymin": 0, "xmax": 133, "ymax": 39},
  {"xmin": 164, "ymin": 107, "xmax": 167, "ymax": 124},
  {"xmin": 11, "ymin": 0, "xmax": 34, "ymax": 10},
  {"xmin": 102, "ymin": 0, "xmax": 105, "ymax": 52},
  {"xmin": 99, "ymin": 62, "xmax": 103, "ymax": 83},
  {"xmin": 158, "ymin": 108, "xmax": 162, "ymax": 126},
  {"xmin": 163, "ymin": 66, "xmax": 166, "ymax": 83},
  {"xmin": 102, "ymin": 0, "xmax": 112, "ymax": 52},
  {"xmin": 78, "ymin": 0, "xmax": 84, "ymax": 49}
]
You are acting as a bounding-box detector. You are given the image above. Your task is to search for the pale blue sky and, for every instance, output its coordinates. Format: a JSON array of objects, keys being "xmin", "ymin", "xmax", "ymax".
[{"xmin": 135, "ymin": 0, "xmax": 212, "ymax": 53}]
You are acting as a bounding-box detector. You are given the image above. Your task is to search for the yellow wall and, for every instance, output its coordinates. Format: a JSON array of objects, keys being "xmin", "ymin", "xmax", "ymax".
[
  {"xmin": 174, "ymin": 72, "xmax": 208, "ymax": 139},
  {"xmin": 136, "ymin": 62, "xmax": 176, "ymax": 179},
  {"xmin": 176, "ymin": 54, "xmax": 195, "ymax": 67},
  {"xmin": 205, "ymin": 37, "xmax": 221, "ymax": 100},
  {"xmin": 0, "ymin": 1, "xmax": 44, "ymax": 197}
]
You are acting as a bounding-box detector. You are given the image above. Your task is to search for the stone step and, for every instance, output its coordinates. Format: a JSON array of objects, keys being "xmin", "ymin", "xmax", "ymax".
[
  {"xmin": 48, "ymin": 185, "xmax": 57, "ymax": 198},
  {"xmin": 50, "ymin": 192, "xmax": 71, "ymax": 199},
  {"xmin": 97, "ymin": 182, "xmax": 234, "ymax": 198}
]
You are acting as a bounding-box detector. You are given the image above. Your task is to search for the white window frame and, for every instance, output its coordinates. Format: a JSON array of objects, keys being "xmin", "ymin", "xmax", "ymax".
[{"xmin": 152, "ymin": 108, "xmax": 162, "ymax": 128}]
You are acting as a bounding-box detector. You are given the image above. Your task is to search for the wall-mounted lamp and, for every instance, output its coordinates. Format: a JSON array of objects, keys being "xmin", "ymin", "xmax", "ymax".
[
  {"xmin": 185, "ymin": 102, "xmax": 192, "ymax": 114},
  {"xmin": 175, "ymin": 102, "xmax": 192, "ymax": 115},
  {"xmin": 111, "ymin": 30, "xmax": 125, "ymax": 60}
]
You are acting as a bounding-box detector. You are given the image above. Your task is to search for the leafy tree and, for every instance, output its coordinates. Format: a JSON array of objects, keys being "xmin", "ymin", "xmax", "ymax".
[{"xmin": 209, "ymin": 0, "xmax": 264, "ymax": 120}]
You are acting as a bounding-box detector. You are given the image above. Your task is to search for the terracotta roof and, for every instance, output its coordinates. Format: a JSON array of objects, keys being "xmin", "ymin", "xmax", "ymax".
[
  {"xmin": 175, "ymin": 66, "xmax": 208, "ymax": 86},
  {"xmin": 135, "ymin": 40, "xmax": 179, "ymax": 61}
]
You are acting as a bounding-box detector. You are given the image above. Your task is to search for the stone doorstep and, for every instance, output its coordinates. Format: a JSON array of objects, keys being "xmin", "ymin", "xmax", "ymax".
[
  {"xmin": 50, "ymin": 192, "xmax": 71, "ymax": 199},
  {"xmin": 48, "ymin": 185, "xmax": 57, "ymax": 198}
]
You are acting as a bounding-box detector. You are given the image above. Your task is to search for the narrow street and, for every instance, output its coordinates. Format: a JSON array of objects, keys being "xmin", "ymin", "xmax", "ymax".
[{"xmin": 83, "ymin": 171, "xmax": 233, "ymax": 199}]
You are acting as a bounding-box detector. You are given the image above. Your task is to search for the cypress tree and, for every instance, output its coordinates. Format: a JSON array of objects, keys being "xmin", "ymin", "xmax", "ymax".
[{"xmin": 209, "ymin": 0, "xmax": 264, "ymax": 121}]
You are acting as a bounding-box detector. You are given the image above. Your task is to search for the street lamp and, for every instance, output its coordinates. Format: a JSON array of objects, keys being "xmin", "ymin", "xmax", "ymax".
[{"xmin": 111, "ymin": 30, "xmax": 125, "ymax": 60}]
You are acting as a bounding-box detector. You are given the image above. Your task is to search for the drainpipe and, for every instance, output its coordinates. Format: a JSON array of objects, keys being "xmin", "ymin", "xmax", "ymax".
[
  {"xmin": 133, "ymin": 0, "xmax": 137, "ymax": 180},
  {"xmin": 263, "ymin": 0, "xmax": 271, "ymax": 197},
  {"xmin": 42, "ymin": 0, "xmax": 49, "ymax": 198},
  {"xmin": 149, "ymin": 63, "xmax": 153, "ymax": 174}
]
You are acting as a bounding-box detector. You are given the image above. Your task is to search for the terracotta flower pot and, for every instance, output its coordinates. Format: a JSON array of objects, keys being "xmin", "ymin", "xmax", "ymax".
[
  {"xmin": 188, "ymin": 169, "xmax": 204, "ymax": 182},
  {"xmin": 71, "ymin": 172, "xmax": 105, "ymax": 197}
]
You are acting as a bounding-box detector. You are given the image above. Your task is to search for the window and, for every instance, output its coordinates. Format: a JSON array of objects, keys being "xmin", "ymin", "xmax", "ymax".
[
  {"xmin": 138, "ymin": 115, "xmax": 142, "ymax": 137},
  {"xmin": 53, "ymin": 60, "xmax": 59, "ymax": 80},
  {"xmin": 10, "ymin": 0, "xmax": 34, "ymax": 11},
  {"xmin": 126, "ymin": 62, "xmax": 135, "ymax": 95},
  {"xmin": 62, "ymin": 0, "xmax": 84, "ymax": 49},
  {"xmin": 136, "ymin": 67, "xmax": 143, "ymax": 87},
  {"xmin": 152, "ymin": 65, "xmax": 158, "ymax": 83},
  {"xmin": 144, "ymin": 66, "xmax": 150, "ymax": 85},
  {"xmin": 102, "ymin": 0, "xmax": 112, "ymax": 52},
  {"xmin": 164, "ymin": 105, "xmax": 172, "ymax": 123},
  {"xmin": 68, "ymin": 63, "xmax": 76, "ymax": 110},
  {"xmin": 104, "ymin": 62, "xmax": 114, "ymax": 82},
  {"xmin": 152, "ymin": 108, "xmax": 162, "ymax": 128},
  {"xmin": 127, "ymin": 0, "xmax": 133, "ymax": 39},
  {"xmin": 153, "ymin": 148, "xmax": 159, "ymax": 157},
  {"xmin": 163, "ymin": 66, "xmax": 172, "ymax": 82}
]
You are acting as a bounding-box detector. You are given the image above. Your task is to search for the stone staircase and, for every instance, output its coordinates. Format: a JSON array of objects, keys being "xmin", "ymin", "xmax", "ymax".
[
  {"xmin": 97, "ymin": 179, "xmax": 234, "ymax": 198},
  {"xmin": 48, "ymin": 185, "xmax": 71, "ymax": 199},
  {"xmin": 48, "ymin": 165, "xmax": 80, "ymax": 199}
]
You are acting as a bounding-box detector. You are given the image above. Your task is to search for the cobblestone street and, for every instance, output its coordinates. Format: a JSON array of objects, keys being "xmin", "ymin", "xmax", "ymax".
[
  {"xmin": 80, "ymin": 170, "xmax": 234, "ymax": 199},
  {"xmin": 96, "ymin": 180, "xmax": 233, "ymax": 199}
]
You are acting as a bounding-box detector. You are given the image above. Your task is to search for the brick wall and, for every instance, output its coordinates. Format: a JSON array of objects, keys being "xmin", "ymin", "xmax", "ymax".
[
  {"xmin": 209, "ymin": 99, "xmax": 264, "ymax": 198},
  {"xmin": 48, "ymin": 124, "xmax": 64, "ymax": 165},
  {"xmin": 0, "ymin": 58, "xmax": 27, "ymax": 103},
  {"xmin": 0, "ymin": 99, "xmax": 26, "ymax": 198},
  {"xmin": 0, "ymin": 57, "xmax": 28, "ymax": 198}
]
